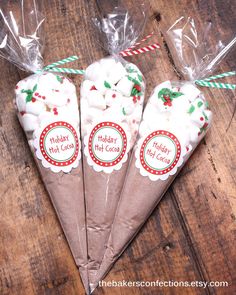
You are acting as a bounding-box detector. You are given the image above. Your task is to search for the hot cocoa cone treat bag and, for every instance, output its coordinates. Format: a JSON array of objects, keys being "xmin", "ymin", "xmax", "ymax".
[
  {"xmin": 92, "ymin": 16, "xmax": 236, "ymax": 290},
  {"xmin": 0, "ymin": 2, "xmax": 89, "ymax": 292},
  {"xmin": 80, "ymin": 4, "xmax": 151, "ymax": 286}
]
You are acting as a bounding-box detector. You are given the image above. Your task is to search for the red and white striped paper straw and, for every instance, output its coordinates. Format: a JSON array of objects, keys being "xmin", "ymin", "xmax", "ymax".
[
  {"xmin": 120, "ymin": 42, "xmax": 160, "ymax": 57},
  {"xmin": 124, "ymin": 32, "xmax": 155, "ymax": 52}
]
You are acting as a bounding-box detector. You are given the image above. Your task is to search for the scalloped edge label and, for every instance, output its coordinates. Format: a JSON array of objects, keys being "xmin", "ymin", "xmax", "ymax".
[
  {"xmin": 84, "ymin": 121, "xmax": 130, "ymax": 173},
  {"xmin": 34, "ymin": 121, "xmax": 81, "ymax": 173},
  {"xmin": 135, "ymin": 130, "xmax": 186, "ymax": 181}
]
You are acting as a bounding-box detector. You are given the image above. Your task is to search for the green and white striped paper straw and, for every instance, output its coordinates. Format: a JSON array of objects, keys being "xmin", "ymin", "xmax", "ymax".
[
  {"xmin": 195, "ymin": 71, "xmax": 236, "ymax": 90},
  {"xmin": 35, "ymin": 55, "xmax": 85, "ymax": 75},
  {"xmin": 46, "ymin": 67, "xmax": 85, "ymax": 75},
  {"xmin": 44, "ymin": 55, "xmax": 79, "ymax": 70}
]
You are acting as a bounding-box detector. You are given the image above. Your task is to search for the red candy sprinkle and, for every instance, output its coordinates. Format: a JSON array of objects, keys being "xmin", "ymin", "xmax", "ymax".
[
  {"xmin": 200, "ymin": 117, "xmax": 204, "ymax": 121},
  {"xmin": 32, "ymin": 98, "xmax": 36, "ymax": 103},
  {"xmin": 35, "ymin": 93, "xmax": 39, "ymax": 96},
  {"xmin": 134, "ymin": 84, "xmax": 141, "ymax": 92},
  {"xmin": 53, "ymin": 107, "xmax": 58, "ymax": 115},
  {"xmin": 90, "ymin": 86, "xmax": 97, "ymax": 91},
  {"xmin": 203, "ymin": 122, "xmax": 208, "ymax": 129},
  {"xmin": 42, "ymin": 96, "xmax": 46, "ymax": 100},
  {"xmin": 133, "ymin": 96, "xmax": 137, "ymax": 103},
  {"xmin": 112, "ymin": 94, "xmax": 116, "ymax": 98},
  {"xmin": 67, "ymin": 98, "xmax": 71, "ymax": 103},
  {"xmin": 15, "ymin": 85, "xmax": 19, "ymax": 89},
  {"xmin": 20, "ymin": 111, "xmax": 25, "ymax": 116}
]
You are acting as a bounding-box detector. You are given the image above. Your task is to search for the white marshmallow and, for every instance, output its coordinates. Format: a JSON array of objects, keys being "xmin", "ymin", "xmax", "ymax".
[
  {"xmin": 143, "ymin": 103, "xmax": 160, "ymax": 123},
  {"xmin": 44, "ymin": 91, "xmax": 68, "ymax": 107},
  {"xmin": 94, "ymin": 78, "xmax": 113, "ymax": 95},
  {"xmin": 16, "ymin": 95, "xmax": 26, "ymax": 112},
  {"xmin": 81, "ymin": 80, "xmax": 96, "ymax": 98},
  {"xmin": 204, "ymin": 110, "xmax": 213, "ymax": 124},
  {"xmin": 192, "ymin": 97, "xmax": 205, "ymax": 111},
  {"xmin": 61, "ymin": 77, "xmax": 76, "ymax": 93},
  {"xmin": 84, "ymin": 62, "xmax": 104, "ymax": 82},
  {"xmin": 38, "ymin": 73, "xmax": 61, "ymax": 90},
  {"xmin": 171, "ymin": 94, "xmax": 191, "ymax": 114},
  {"xmin": 38, "ymin": 111, "xmax": 54, "ymax": 125},
  {"xmin": 105, "ymin": 90, "xmax": 122, "ymax": 107},
  {"xmin": 85, "ymin": 107, "xmax": 103, "ymax": 123},
  {"xmin": 115, "ymin": 76, "xmax": 134, "ymax": 97},
  {"xmin": 103, "ymin": 106, "xmax": 124, "ymax": 122},
  {"xmin": 122, "ymin": 101, "xmax": 135, "ymax": 116},
  {"xmin": 107, "ymin": 61, "xmax": 127, "ymax": 85},
  {"xmin": 88, "ymin": 90, "xmax": 106, "ymax": 110},
  {"xmin": 99, "ymin": 57, "xmax": 116, "ymax": 75},
  {"xmin": 26, "ymin": 100, "xmax": 46, "ymax": 116},
  {"xmin": 19, "ymin": 113, "xmax": 39, "ymax": 132},
  {"xmin": 180, "ymin": 83, "xmax": 201, "ymax": 102},
  {"xmin": 131, "ymin": 104, "xmax": 143, "ymax": 121},
  {"xmin": 189, "ymin": 125, "xmax": 200, "ymax": 143},
  {"xmin": 68, "ymin": 93, "xmax": 79, "ymax": 107},
  {"xmin": 189, "ymin": 109, "xmax": 206, "ymax": 128}
]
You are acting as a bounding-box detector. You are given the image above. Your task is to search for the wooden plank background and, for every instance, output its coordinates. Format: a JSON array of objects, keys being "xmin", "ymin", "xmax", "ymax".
[{"xmin": 0, "ymin": 0, "xmax": 235, "ymax": 294}]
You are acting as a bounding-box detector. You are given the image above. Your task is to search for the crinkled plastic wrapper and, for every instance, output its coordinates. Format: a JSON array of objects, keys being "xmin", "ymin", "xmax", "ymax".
[
  {"xmin": 93, "ymin": 16, "xmax": 236, "ymax": 291},
  {"xmin": 0, "ymin": 1, "xmax": 89, "ymax": 293},
  {"xmin": 80, "ymin": 3, "xmax": 147, "ymax": 290}
]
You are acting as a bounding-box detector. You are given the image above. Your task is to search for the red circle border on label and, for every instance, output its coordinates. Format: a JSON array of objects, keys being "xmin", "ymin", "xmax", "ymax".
[
  {"xmin": 39, "ymin": 121, "xmax": 79, "ymax": 167},
  {"xmin": 139, "ymin": 130, "xmax": 181, "ymax": 175},
  {"xmin": 88, "ymin": 122, "xmax": 127, "ymax": 167}
]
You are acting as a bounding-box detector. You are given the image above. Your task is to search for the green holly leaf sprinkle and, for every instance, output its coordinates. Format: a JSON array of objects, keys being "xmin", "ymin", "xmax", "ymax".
[
  {"xmin": 127, "ymin": 67, "xmax": 137, "ymax": 73},
  {"xmin": 104, "ymin": 81, "xmax": 111, "ymax": 89},
  {"xmin": 122, "ymin": 107, "xmax": 126, "ymax": 115},
  {"xmin": 127, "ymin": 76, "xmax": 141, "ymax": 86},
  {"xmin": 205, "ymin": 101, "xmax": 209, "ymax": 108},
  {"xmin": 158, "ymin": 88, "xmax": 171, "ymax": 99},
  {"xmin": 138, "ymin": 74, "xmax": 143, "ymax": 82},
  {"xmin": 33, "ymin": 84, "xmax": 37, "ymax": 92},
  {"xmin": 203, "ymin": 111, "xmax": 208, "ymax": 121},
  {"xmin": 170, "ymin": 91, "xmax": 183, "ymax": 99},
  {"xmin": 188, "ymin": 105, "xmax": 195, "ymax": 114},
  {"xmin": 131, "ymin": 88, "xmax": 138, "ymax": 96},
  {"xmin": 56, "ymin": 75, "xmax": 63, "ymax": 83},
  {"xmin": 21, "ymin": 88, "xmax": 34, "ymax": 102},
  {"xmin": 21, "ymin": 89, "xmax": 31, "ymax": 94},
  {"xmin": 26, "ymin": 93, "xmax": 33, "ymax": 102},
  {"xmin": 197, "ymin": 101, "xmax": 204, "ymax": 108}
]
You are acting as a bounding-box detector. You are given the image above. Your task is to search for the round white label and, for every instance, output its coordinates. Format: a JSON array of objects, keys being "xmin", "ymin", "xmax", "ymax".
[
  {"xmin": 35, "ymin": 121, "xmax": 80, "ymax": 172},
  {"xmin": 88, "ymin": 122, "xmax": 127, "ymax": 167},
  {"xmin": 136, "ymin": 130, "xmax": 183, "ymax": 181}
]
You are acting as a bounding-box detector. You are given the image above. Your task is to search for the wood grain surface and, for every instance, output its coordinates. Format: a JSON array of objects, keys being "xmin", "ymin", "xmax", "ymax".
[{"xmin": 0, "ymin": 0, "xmax": 235, "ymax": 295}]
